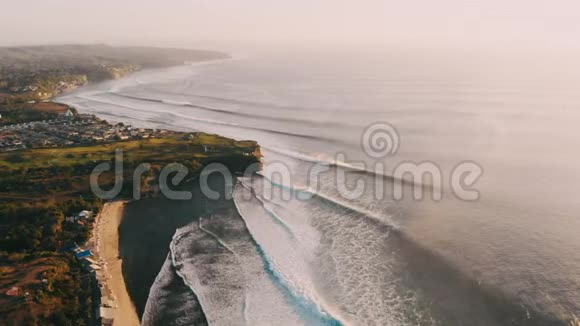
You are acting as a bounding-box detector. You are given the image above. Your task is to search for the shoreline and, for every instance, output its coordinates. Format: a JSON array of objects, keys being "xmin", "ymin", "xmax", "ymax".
[
  {"xmin": 95, "ymin": 201, "xmax": 140, "ymax": 325},
  {"xmin": 55, "ymin": 56, "xmax": 231, "ymax": 104},
  {"xmin": 120, "ymin": 176, "xmax": 232, "ymax": 324},
  {"xmin": 0, "ymin": 46, "xmax": 243, "ymax": 325}
]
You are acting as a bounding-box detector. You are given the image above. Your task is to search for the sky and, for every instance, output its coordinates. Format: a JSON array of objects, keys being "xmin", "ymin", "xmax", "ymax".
[{"xmin": 1, "ymin": 0, "xmax": 579, "ymax": 51}]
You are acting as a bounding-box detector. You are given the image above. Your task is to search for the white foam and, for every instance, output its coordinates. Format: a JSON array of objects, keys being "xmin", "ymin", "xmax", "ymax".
[
  {"xmin": 234, "ymin": 180, "xmax": 351, "ymax": 325},
  {"xmin": 170, "ymin": 217, "xmax": 304, "ymax": 326},
  {"xmin": 161, "ymin": 99, "xmax": 193, "ymax": 106}
]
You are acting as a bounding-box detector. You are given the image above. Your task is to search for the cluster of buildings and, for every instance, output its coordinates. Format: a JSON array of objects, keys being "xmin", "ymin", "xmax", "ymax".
[
  {"xmin": 0, "ymin": 112, "xmax": 167, "ymax": 152},
  {"xmin": 71, "ymin": 247, "xmax": 115, "ymax": 326},
  {"xmin": 3, "ymin": 76, "xmax": 87, "ymax": 100},
  {"xmin": 66, "ymin": 210, "xmax": 94, "ymax": 226},
  {"xmin": 70, "ymin": 211, "xmax": 118, "ymax": 326},
  {"xmin": 66, "ymin": 210, "xmax": 117, "ymax": 326},
  {"xmin": 0, "ymin": 135, "xmax": 25, "ymax": 151},
  {"xmin": 8, "ymin": 85, "xmax": 38, "ymax": 93}
]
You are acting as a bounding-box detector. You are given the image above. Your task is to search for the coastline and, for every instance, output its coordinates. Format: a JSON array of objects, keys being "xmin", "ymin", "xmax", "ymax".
[
  {"xmin": 121, "ymin": 176, "xmax": 233, "ymax": 325},
  {"xmin": 56, "ymin": 57, "xmax": 232, "ymax": 323},
  {"xmin": 118, "ymin": 195, "xmax": 207, "ymax": 322},
  {"xmin": 54, "ymin": 61, "xmax": 255, "ymax": 324},
  {"xmin": 55, "ymin": 56, "xmax": 232, "ymax": 105},
  {"xmin": 0, "ymin": 46, "xmax": 255, "ymax": 325},
  {"xmin": 95, "ymin": 201, "xmax": 140, "ymax": 325}
]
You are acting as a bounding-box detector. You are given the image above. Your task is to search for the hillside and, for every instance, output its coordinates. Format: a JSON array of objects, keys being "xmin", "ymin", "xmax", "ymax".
[{"xmin": 0, "ymin": 44, "xmax": 228, "ymax": 102}]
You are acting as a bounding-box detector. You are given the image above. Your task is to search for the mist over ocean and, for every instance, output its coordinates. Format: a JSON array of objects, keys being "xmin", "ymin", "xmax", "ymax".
[{"xmin": 59, "ymin": 49, "xmax": 580, "ymax": 325}]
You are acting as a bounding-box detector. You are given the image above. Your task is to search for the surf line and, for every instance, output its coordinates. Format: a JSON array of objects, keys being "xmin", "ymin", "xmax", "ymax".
[
  {"xmin": 198, "ymin": 217, "xmax": 250, "ymax": 324},
  {"xmin": 232, "ymin": 193, "xmax": 346, "ymax": 326}
]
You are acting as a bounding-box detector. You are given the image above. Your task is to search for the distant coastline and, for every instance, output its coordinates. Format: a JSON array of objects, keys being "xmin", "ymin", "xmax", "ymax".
[
  {"xmin": 49, "ymin": 49, "xmax": 234, "ymax": 324},
  {"xmin": 0, "ymin": 45, "xmax": 259, "ymax": 326}
]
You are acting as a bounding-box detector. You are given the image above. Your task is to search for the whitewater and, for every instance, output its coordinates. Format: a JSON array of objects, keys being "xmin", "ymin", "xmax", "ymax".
[{"xmin": 59, "ymin": 50, "xmax": 580, "ymax": 325}]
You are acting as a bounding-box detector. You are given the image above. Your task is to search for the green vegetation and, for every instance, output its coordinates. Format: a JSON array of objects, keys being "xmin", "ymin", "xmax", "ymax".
[
  {"xmin": 0, "ymin": 44, "xmax": 238, "ymax": 325},
  {"xmin": 0, "ymin": 130, "xmax": 260, "ymax": 325},
  {"xmin": 0, "ymin": 133, "xmax": 258, "ymax": 171},
  {"xmin": 0, "ymin": 253, "xmax": 93, "ymax": 326},
  {"xmin": 0, "ymin": 198, "xmax": 101, "ymax": 253},
  {"xmin": 0, "ymin": 132, "xmax": 260, "ymax": 249}
]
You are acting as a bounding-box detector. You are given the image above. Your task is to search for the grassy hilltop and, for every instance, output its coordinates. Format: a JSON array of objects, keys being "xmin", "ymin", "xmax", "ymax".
[
  {"xmin": 0, "ymin": 130, "xmax": 260, "ymax": 325},
  {"xmin": 0, "ymin": 44, "xmax": 255, "ymax": 326}
]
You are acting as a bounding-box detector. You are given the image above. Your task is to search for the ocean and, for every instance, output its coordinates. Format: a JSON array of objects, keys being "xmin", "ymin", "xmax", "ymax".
[{"xmin": 59, "ymin": 48, "xmax": 580, "ymax": 325}]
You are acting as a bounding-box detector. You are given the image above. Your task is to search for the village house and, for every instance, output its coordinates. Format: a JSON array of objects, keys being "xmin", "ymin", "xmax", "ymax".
[
  {"xmin": 5, "ymin": 287, "xmax": 20, "ymax": 297},
  {"xmin": 0, "ymin": 114, "xmax": 168, "ymax": 152},
  {"xmin": 58, "ymin": 109, "xmax": 75, "ymax": 118},
  {"xmin": 74, "ymin": 249, "xmax": 92, "ymax": 260},
  {"xmin": 66, "ymin": 210, "xmax": 93, "ymax": 223},
  {"xmin": 99, "ymin": 307, "xmax": 114, "ymax": 326},
  {"xmin": 78, "ymin": 210, "xmax": 93, "ymax": 219}
]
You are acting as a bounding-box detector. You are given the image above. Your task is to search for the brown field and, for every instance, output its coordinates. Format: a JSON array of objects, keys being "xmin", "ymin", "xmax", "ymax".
[
  {"xmin": 0, "ymin": 253, "xmax": 76, "ymax": 324},
  {"xmin": 29, "ymin": 102, "xmax": 70, "ymax": 114}
]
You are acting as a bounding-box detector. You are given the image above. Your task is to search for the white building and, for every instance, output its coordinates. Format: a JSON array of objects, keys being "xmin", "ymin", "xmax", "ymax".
[
  {"xmin": 78, "ymin": 210, "xmax": 93, "ymax": 220},
  {"xmin": 99, "ymin": 307, "xmax": 115, "ymax": 326}
]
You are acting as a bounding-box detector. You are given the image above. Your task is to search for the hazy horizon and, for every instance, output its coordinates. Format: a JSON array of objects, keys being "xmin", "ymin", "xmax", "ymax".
[
  {"xmin": 2, "ymin": 0, "xmax": 580, "ymax": 52},
  {"xmin": 3, "ymin": 2, "xmax": 580, "ymax": 325}
]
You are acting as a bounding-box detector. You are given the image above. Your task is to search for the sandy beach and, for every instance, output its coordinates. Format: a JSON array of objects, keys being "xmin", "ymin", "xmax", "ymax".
[{"xmin": 98, "ymin": 201, "xmax": 140, "ymax": 326}]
